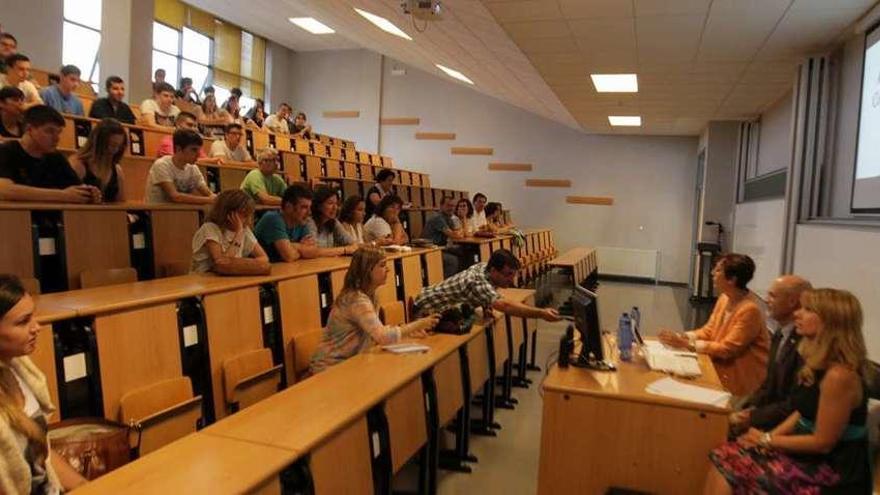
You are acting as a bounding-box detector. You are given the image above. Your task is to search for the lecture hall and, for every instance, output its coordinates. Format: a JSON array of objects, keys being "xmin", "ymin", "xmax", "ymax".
[{"xmin": 2, "ymin": 0, "xmax": 880, "ymax": 494}]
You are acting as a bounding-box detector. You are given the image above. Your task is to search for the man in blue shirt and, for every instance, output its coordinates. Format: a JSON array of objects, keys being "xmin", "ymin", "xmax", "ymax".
[
  {"xmin": 39, "ymin": 65, "xmax": 85, "ymax": 116},
  {"xmin": 254, "ymin": 184, "xmax": 318, "ymax": 262}
]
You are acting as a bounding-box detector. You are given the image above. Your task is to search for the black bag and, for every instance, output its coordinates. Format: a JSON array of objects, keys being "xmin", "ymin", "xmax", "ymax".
[{"xmin": 434, "ymin": 304, "xmax": 475, "ymax": 335}]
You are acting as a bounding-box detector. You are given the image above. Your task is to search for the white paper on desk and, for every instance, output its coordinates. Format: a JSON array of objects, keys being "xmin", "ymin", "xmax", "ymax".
[
  {"xmin": 645, "ymin": 377, "xmax": 731, "ymax": 408},
  {"xmin": 382, "ymin": 343, "xmax": 430, "ymax": 354}
]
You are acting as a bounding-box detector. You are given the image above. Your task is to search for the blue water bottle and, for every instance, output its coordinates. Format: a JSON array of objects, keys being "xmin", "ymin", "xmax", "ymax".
[
  {"xmin": 630, "ymin": 306, "xmax": 641, "ymax": 336},
  {"xmin": 618, "ymin": 313, "xmax": 633, "ymax": 361}
]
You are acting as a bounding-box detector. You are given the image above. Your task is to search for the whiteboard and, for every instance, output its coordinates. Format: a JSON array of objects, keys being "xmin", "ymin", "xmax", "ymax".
[
  {"xmin": 794, "ymin": 224, "xmax": 880, "ymax": 358},
  {"xmin": 733, "ymin": 199, "xmax": 785, "ymax": 297}
]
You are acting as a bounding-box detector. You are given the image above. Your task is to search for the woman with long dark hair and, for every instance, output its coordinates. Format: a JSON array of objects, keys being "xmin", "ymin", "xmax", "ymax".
[
  {"xmin": 67, "ymin": 118, "xmax": 128, "ymax": 202},
  {"xmin": 304, "ymin": 185, "xmax": 357, "ymax": 257}
]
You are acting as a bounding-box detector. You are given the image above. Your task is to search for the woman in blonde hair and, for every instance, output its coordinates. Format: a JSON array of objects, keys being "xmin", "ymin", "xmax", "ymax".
[
  {"xmin": 67, "ymin": 118, "xmax": 128, "ymax": 202},
  {"xmin": 190, "ymin": 189, "xmax": 270, "ymax": 275},
  {"xmin": 704, "ymin": 288, "xmax": 871, "ymax": 495},
  {"xmin": 310, "ymin": 247, "xmax": 439, "ymax": 374},
  {"xmin": 0, "ymin": 275, "xmax": 86, "ymax": 494}
]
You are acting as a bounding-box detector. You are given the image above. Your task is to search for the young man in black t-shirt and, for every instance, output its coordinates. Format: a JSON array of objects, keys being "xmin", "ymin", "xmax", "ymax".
[
  {"xmin": 88, "ymin": 76, "xmax": 136, "ymax": 124},
  {"xmin": 0, "ymin": 105, "xmax": 100, "ymax": 203}
]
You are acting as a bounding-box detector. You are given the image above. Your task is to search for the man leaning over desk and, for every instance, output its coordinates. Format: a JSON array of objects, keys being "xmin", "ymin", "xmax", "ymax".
[{"xmin": 412, "ymin": 249, "xmax": 561, "ymax": 322}]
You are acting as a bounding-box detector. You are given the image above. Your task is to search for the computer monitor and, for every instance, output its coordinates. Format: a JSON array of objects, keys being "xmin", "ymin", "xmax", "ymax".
[{"xmin": 571, "ymin": 284, "xmax": 614, "ymax": 371}]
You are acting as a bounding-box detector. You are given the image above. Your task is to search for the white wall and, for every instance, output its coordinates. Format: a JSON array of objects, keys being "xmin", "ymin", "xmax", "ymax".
[
  {"xmin": 733, "ymin": 199, "xmax": 785, "ymax": 297},
  {"xmin": 288, "ymin": 50, "xmax": 382, "ymax": 152},
  {"xmin": 756, "ymin": 91, "xmax": 793, "ymax": 176},
  {"xmin": 700, "ymin": 121, "xmax": 739, "ymax": 247},
  {"xmin": 378, "ymin": 60, "xmax": 698, "ymax": 283},
  {"xmin": 794, "ymin": 224, "xmax": 880, "ymax": 357},
  {"xmin": 2, "ymin": 0, "xmax": 63, "ymax": 70}
]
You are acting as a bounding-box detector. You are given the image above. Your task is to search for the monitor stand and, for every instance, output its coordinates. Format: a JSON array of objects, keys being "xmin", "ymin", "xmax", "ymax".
[{"xmin": 571, "ymin": 354, "xmax": 616, "ymax": 372}]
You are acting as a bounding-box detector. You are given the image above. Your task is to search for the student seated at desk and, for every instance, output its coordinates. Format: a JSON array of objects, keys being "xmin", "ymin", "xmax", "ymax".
[
  {"xmin": 659, "ymin": 253, "xmax": 769, "ymax": 397},
  {"xmin": 140, "ymin": 82, "xmax": 180, "ymax": 128},
  {"xmin": 731, "ymin": 275, "xmax": 813, "ymax": 433},
  {"xmin": 156, "ymin": 112, "xmax": 211, "ymax": 160},
  {"xmin": 88, "ymin": 76, "xmax": 136, "ymax": 124},
  {"xmin": 244, "ymin": 98, "xmax": 265, "ymax": 128},
  {"xmin": 0, "ymin": 54, "xmax": 42, "ymax": 109},
  {"xmin": 703, "ymin": 288, "xmax": 871, "ymax": 495},
  {"xmin": 424, "ymin": 196, "xmax": 464, "ymax": 276},
  {"xmin": 191, "ymin": 190, "xmax": 270, "ymax": 275},
  {"xmin": 304, "ymin": 185, "xmax": 358, "ymax": 256},
  {"xmin": 38, "ymin": 65, "xmax": 84, "ymax": 116},
  {"xmin": 453, "ymin": 197, "xmax": 474, "ymax": 237},
  {"xmin": 471, "ymin": 192, "xmax": 488, "ymax": 231},
  {"xmin": 412, "ymin": 249, "xmax": 561, "ymax": 322},
  {"xmin": 177, "ymin": 77, "xmax": 200, "ymax": 106},
  {"xmin": 263, "ymin": 103, "xmax": 291, "ymax": 134},
  {"xmin": 0, "ymin": 275, "xmax": 88, "ymax": 494},
  {"xmin": 365, "ymin": 169, "xmax": 396, "ymax": 218},
  {"xmin": 210, "ymin": 123, "xmax": 253, "ymax": 163},
  {"xmin": 254, "ymin": 184, "xmax": 318, "ymax": 262},
  {"xmin": 309, "ymin": 247, "xmax": 439, "ymax": 374},
  {"xmin": 338, "ymin": 194, "xmax": 366, "ymax": 244},
  {"xmin": 0, "ymin": 105, "xmax": 100, "ymax": 203},
  {"xmin": 0, "ymin": 86, "xmax": 24, "ymax": 138},
  {"xmin": 68, "ymin": 118, "xmax": 128, "ymax": 202},
  {"xmin": 291, "ymin": 112, "xmax": 312, "ymax": 140},
  {"xmin": 240, "ymin": 148, "xmax": 285, "ymax": 206},
  {"xmin": 198, "ymin": 94, "xmax": 232, "ymax": 138},
  {"xmin": 0, "ymin": 32, "xmax": 18, "ymax": 75},
  {"xmin": 145, "ymin": 129, "xmax": 215, "ymax": 204},
  {"xmin": 484, "ymin": 202, "xmax": 509, "ymax": 233},
  {"xmin": 363, "ymin": 194, "xmax": 408, "ymax": 246}
]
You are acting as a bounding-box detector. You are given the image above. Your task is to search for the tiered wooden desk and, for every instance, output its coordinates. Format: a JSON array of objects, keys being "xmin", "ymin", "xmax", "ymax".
[
  {"xmin": 547, "ymin": 247, "xmax": 598, "ymax": 288},
  {"xmin": 537, "ymin": 349, "xmax": 729, "ymax": 494}
]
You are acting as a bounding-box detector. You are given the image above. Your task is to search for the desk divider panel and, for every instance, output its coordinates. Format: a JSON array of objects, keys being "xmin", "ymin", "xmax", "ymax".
[
  {"xmin": 31, "ymin": 325, "xmax": 60, "ymax": 422},
  {"xmin": 330, "ymin": 269, "xmax": 346, "ymax": 299},
  {"xmin": 278, "ymin": 275, "xmax": 322, "ymax": 385},
  {"xmin": 94, "ymin": 303, "xmax": 182, "ymax": 420},
  {"xmin": 203, "ymin": 287, "xmax": 266, "ymax": 419},
  {"xmin": 385, "ymin": 377, "xmax": 428, "ymax": 473},
  {"xmin": 433, "ymin": 351, "xmax": 464, "ymax": 426},
  {"xmin": 0, "ymin": 210, "xmax": 35, "ymax": 279},
  {"xmin": 310, "ymin": 416, "xmax": 374, "ymax": 495},
  {"xmin": 62, "ymin": 210, "xmax": 131, "ymax": 290},
  {"xmin": 119, "ymin": 156, "xmax": 152, "ymax": 202},
  {"xmin": 150, "ymin": 209, "xmax": 201, "ymax": 277},
  {"xmin": 468, "ymin": 328, "xmax": 490, "ymax": 393},
  {"xmin": 219, "ymin": 168, "xmax": 249, "ymax": 192},
  {"xmin": 424, "ymin": 250, "xmax": 443, "ymax": 286}
]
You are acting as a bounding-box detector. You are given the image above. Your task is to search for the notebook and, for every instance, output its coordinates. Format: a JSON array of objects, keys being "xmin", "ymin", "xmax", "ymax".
[
  {"xmin": 381, "ymin": 343, "xmax": 430, "ymax": 354},
  {"xmin": 642, "ymin": 341, "xmax": 702, "ymax": 377}
]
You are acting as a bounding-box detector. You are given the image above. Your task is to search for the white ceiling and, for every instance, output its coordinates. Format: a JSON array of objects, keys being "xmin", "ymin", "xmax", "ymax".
[{"xmin": 185, "ymin": 0, "xmax": 878, "ymax": 136}]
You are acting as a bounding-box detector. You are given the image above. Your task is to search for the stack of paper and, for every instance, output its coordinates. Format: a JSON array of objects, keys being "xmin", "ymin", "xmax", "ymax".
[
  {"xmin": 384, "ymin": 245, "xmax": 413, "ymax": 252},
  {"xmin": 382, "ymin": 343, "xmax": 430, "ymax": 354},
  {"xmin": 643, "ymin": 341, "xmax": 702, "ymax": 377},
  {"xmin": 645, "ymin": 377, "xmax": 731, "ymax": 407}
]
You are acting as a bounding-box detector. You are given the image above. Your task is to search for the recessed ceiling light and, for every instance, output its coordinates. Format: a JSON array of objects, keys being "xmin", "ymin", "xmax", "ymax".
[
  {"xmin": 436, "ymin": 64, "xmax": 474, "ymax": 85},
  {"xmin": 591, "ymin": 74, "xmax": 638, "ymax": 93},
  {"xmin": 608, "ymin": 116, "xmax": 641, "ymax": 126},
  {"xmin": 354, "ymin": 8, "xmax": 412, "ymax": 40},
  {"xmin": 289, "ymin": 17, "xmax": 335, "ymax": 35}
]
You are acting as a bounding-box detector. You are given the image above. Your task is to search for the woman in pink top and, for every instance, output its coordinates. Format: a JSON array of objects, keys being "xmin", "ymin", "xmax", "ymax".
[
  {"xmin": 309, "ymin": 247, "xmax": 439, "ymax": 374},
  {"xmin": 660, "ymin": 253, "xmax": 770, "ymax": 396}
]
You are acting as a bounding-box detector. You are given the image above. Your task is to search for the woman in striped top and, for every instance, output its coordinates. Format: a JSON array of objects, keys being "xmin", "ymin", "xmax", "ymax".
[{"xmin": 310, "ymin": 247, "xmax": 439, "ymax": 374}]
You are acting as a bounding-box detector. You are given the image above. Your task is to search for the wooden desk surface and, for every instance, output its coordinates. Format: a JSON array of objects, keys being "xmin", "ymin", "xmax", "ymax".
[
  {"xmin": 70, "ymin": 432, "xmax": 295, "ymax": 495},
  {"xmin": 34, "ymin": 248, "xmax": 441, "ymax": 319},
  {"xmin": 453, "ymin": 235, "xmax": 511, "ymax": 245},
  {"xmin": 497, "ymin": 287, "xmax": 535, "ymax": 304},
  {"xmin": 543, "ymin": 351, "xmax": 729, "ymax": 413},
  {"xmin": 203, "ymin": 328, "xmax": 483, "ymax": 454},
  {"xmin": 548, "ymin": 247, "xmax": 595, "ymax": 267}
]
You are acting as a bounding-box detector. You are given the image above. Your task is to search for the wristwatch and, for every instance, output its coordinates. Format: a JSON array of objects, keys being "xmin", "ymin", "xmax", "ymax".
[{"xmin": 759, "ymin": 432, "xmax": 772, "ymax": 449}]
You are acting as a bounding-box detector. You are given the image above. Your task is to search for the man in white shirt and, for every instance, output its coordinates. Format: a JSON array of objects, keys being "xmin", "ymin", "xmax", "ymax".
[
  {"xmin": 0, "ymin": 54, "xmax": 43, "ymax": 109},
  {"xmin": 210, "ymin": 123, "xmax": 253, "ymax": 163},
  {"xmin": 471, "ymin": 192, "xmax": 488, "ymax": 230},
  {"xmin": 145, "ymin": 129, "xmax": 215, "ymax": 204},
  {"xmin": 140, "ymin": 82, "xmax": 180, "ymax": 128},
  {"xmin": 263, "ymin": 103, "xmax": 292, "ymax": 134}
]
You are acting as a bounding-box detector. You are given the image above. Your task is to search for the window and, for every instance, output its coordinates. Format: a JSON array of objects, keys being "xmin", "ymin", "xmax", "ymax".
[
  {"xmin": 62, "ymin": 0, "xmax": 102, "ymax": 91},
  {"xmin": 152, "ymin": 0, "xmax": 267, "ymax": 106},
  {"xmin": 152, "ymin": 23, "xmax": 212, "ymax": 92}
]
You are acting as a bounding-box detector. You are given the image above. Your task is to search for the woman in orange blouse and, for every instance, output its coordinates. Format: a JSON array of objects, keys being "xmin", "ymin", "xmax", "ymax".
[{"xmin": 659, "ymin": 253, "xmax": 769, "ymax": 396}]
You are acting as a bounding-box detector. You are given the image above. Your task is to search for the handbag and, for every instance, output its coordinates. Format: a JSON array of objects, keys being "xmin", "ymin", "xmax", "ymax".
[{"xmin": 48, "ymin": 418, "xmax": 132, "ymax": 480}]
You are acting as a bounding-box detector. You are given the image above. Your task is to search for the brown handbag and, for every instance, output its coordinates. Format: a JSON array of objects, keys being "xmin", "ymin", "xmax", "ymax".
[{"xmin": 47, "ymin": 418, "xmax": 132, "ymax": 480}]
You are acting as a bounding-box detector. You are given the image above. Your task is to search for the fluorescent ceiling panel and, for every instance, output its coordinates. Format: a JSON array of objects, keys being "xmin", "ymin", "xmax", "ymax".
[
  {"xmin": 436, "ymin": 64, "xmax": 474, "ymax": 85},
  {"xmin": 591, "ymin": 74, "xmax": 638, "ymax": 93},
  {"xmin": 608, "ymin": 116, "xmax": 642, "ymax": 126},
  {"xmin": 354, "ymin": 8, "xmax": 412, "ymax": 40},
  {"xmin": 289, "ymin": 17, "xmax": 335, "ymax": 35}
]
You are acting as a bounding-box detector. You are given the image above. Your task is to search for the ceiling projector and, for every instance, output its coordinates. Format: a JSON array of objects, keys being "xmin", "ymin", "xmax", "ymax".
[{"xmin": 401, "ymin": 0, "xmax": 442, "ymax": 20}]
